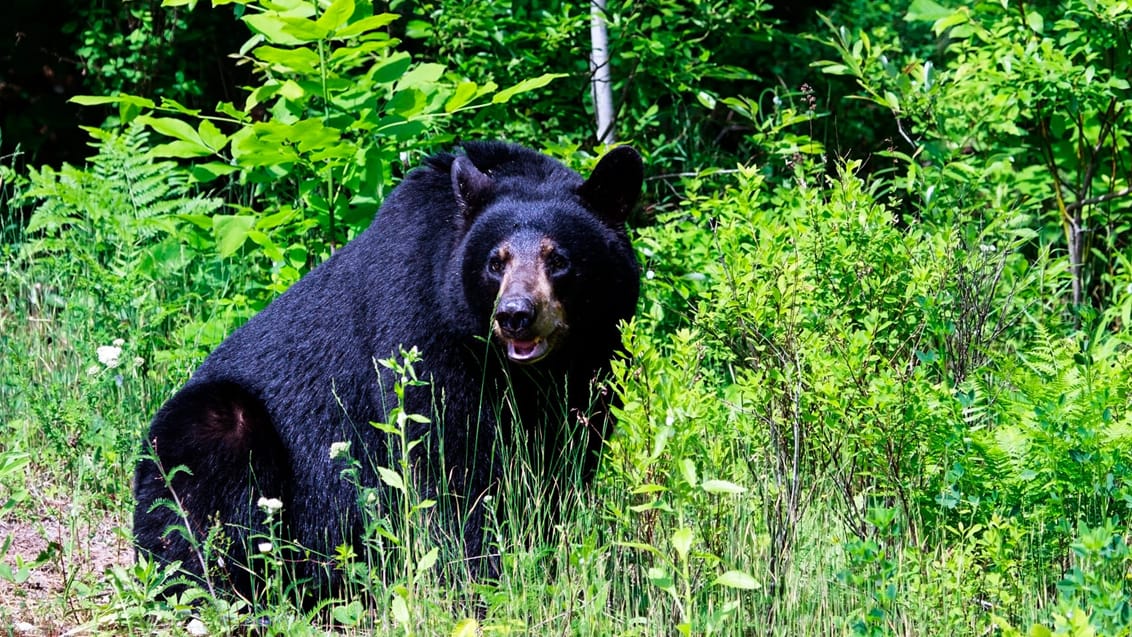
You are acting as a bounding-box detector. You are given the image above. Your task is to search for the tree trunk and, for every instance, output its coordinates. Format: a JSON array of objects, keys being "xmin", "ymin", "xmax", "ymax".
[{"xmin": 589, "ymin": 0, "xmax": 616, "ymax": 144}]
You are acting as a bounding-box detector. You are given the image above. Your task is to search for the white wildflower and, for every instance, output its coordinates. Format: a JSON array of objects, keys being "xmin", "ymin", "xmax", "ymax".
[
  {"xmin": 329, "ymin": 441, "xmax": 351, "ymax": 459},
  {"xmin": 257, "ymin": 496, "xmax": 283, "ymax": 513},
  {"xmin": 96, "ymin": 345, "xmax": 122, "ymax": 368},
  {"xmin": 258, "ymin": 541, "xmax": 274, "ymax": 554},
  {"xmin": 86, "ymin": 365, "xmax": 101, "ymax": 376},
  {"xmin": 112, "ymin": 338, "xmax": 125, "ymax": 347},
  {"xmin": 185, "ymin": 618, "xmax": 208, "ymax": 636}
]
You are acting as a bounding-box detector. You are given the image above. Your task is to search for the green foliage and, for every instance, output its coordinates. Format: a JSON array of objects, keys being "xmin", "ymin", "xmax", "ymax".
[
  {"xmin": 944, "ymin": 329, "xmax": 1132, "ymax": 558},
  {"xmin": 72, "ymin": 0, "xmax": 207, "ymax": 102},
  {"xmin": 15, "ymin": 125, "xmax": 243, "ymax": 360},
  {"xmin": 817, "ymin": 0, "xmax": 1132, "ymax": 311},
  {"xmin": 4, "ymin": 0, "xmax": 1132, "ymax": 632},
  {"xmin": 405, "ymin": 0, "xmax": 803, "ymax": 201},
  {"xmin": 620, "ymin": 135, "xmax": 1130, "ymax": 632},
  {"xmin": 79, "ymin": 0, "xmax": 559, "ymax": 302}
]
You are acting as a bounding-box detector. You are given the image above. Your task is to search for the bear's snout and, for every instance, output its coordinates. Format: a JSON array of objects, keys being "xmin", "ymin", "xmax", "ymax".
[{"xmin": 495, "ymin": 296, "xmax": 537, "ymax": 336}]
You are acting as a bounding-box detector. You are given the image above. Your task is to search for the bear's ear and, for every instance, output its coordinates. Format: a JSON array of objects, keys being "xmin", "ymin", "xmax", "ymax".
[
  {"xmin": 578, "ymin": 146, "xmax": 644, "ymax": 226},
  {"xmin": 451, "ymin": 156, "xmax": 495, "ymax": 219}
]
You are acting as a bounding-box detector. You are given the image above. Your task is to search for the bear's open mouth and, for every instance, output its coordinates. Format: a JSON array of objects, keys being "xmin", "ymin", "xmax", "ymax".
[{"xmin": 504, "ymin": 336, "xmax": 551, "ymax": 364}]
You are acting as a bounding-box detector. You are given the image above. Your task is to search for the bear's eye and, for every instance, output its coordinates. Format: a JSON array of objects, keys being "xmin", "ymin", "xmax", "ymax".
[
  {"xmin": 487, "ymin": 256, "xmax": 505, "ymax": 275},
  {"xmin": 546, "ymin": 252, "xmax": 570, "ymax": 275}
]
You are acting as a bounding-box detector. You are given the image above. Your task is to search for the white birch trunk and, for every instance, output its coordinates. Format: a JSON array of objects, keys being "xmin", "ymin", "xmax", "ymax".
[{"xmin": 589, "ymin": 0, "xmax": 616, "ymax": 144}]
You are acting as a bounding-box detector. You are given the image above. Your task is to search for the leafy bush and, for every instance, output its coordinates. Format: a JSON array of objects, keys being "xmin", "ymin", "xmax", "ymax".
[
  {"xmin": 84, "ymin": 0, "xmax": 558, "ymax": 306},
  {"xmin": 15, "ymin": 126, "xmax": 241, "ymax": 359},
  {"xmin": 818, "ymin": 0, "xmax": 1132, "ymax": 313},
  {"xmin": 615, "ymin": 144, "xmax": 1130, "ymax": 633}
]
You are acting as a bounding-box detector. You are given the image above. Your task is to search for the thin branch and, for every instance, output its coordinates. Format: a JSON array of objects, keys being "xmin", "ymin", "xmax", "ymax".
[{"xmin": 1065, "ymin": 186, "xmax": 1132, "ymax": 213}]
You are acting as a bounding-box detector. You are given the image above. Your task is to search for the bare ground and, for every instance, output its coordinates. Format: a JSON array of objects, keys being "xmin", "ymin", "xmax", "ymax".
[{"xmin": 0, "ymin": 502, "xmax": 132, "ymax": 636}]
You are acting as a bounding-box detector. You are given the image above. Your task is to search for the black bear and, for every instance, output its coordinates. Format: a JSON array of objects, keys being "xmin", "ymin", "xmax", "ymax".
[{"xmin": 133, "ymin": 141, "xmax": 643, "ymax": 599}]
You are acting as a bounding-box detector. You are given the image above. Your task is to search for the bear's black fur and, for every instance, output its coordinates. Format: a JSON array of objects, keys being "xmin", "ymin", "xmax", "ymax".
[{"xmin": 133, "ymin": 141, "xmax": 643, "ymax": 598}]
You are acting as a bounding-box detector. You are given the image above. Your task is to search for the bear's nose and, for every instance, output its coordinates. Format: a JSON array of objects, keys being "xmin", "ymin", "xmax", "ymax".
[{"xmin": 495, "ymin": 297, "xmax": 537, "ymax": 335}]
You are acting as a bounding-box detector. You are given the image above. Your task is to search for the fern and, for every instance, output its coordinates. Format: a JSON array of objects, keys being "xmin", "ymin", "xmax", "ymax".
[
  {"xmin": 16, "ymin": 124, "xmax": 225, "ymax": 348},
  {"xmin": 967, "ymin": 326, "xmax": 1132, "ymax": 527},
  {"xmin": 23, "ymin": 125, "xmax": 220, "ymax": 264}
]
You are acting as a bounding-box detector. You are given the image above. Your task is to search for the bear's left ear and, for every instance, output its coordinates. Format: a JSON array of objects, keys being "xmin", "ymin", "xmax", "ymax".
[
  {"xmin": 578, "ymin": 146, "xmax": 644, "ymax": 226},
  {"xmin": 452, "ymin": 155, "xmax": 495, "ymax": 219}
]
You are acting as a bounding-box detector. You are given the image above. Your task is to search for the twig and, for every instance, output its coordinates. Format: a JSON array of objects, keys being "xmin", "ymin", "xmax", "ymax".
[{"xmin": 1065, "ymin": 186, "xmax": 1132, "ymax": 213}]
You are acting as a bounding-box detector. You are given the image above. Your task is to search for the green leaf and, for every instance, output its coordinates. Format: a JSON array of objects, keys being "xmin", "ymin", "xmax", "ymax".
[
  {"xmin": 680, "ymin": 458, "xmax": 698, "ymax": 487},
  {"xmin": 256, "ymin": 207, "xmax": 298, "ymax": 230},
  {"xmin": 372, "ymin": 54, "xmax": 414, "ymax": 85},
  {"xmin": 716, "ymin": 570, "xmax": 760, "ymax": 590},
  {"xmin": 445, "ymin": 81, "xmax": 479, "ymax": 113},
  {"xmin": 931, "ymin": 9, "xmax": 970, "ymax": 36},
  {"xmin": 417, "ymin": 547, "xmax": 439, "ymax": 571},
  {"xmin": 244, "ymin": 13, "xmax": 299, "ymax": 45},
  {"xmin": 254, "ymin": 45, "xmax": 321, "ymax": 74},
  {"xmin": 197, "ymin": 120, "xmax": 227, "ymax": 152},
  {"xmin": 230, "ymin": 127, "xmax": 299, "ymax": 166},
  {"xmin": 247, "ymin": 230, "xmax": 285, "ymax": 262},
  {"xmin": 702, "ymin": 479, "xmax": 747, "ymax": 495},
  {"xmin": 152, "ymin": 140, "xmax": 214, "ymax": 159},
  {"xmin": 671, "ymin": 528, "xmax": 694, "ymax": 561},
  {"xmin": 817, "ymin": 63, "xmax": 852, "ymax": 76},
  {"xmin": 377, "ymin": 466, "xmax": 405, "ymax": 491},
  {"xmin": 284, "ymin": 244, "xmax": 308, "ymax": 268},
  {"xmin": 451, "ymin": 618, "xmax": 480, "ymax": 637},
  {"xmin": 138, "ymin": 116, "xmax": 204, "ymax": 145},
  {"xmin": 213, "ymin": 215, "xmax": 256, "ymax": 257},
  {"xmin": 278, "ymin": 79, "xmax": 305, "ymax": 101},
  {"xmin": 245, "ymin": 13, "xmax": 328, "ymax": 45},
  {"xmin": 190, "ymin": 162, "xmax": 239, "ymax": 183},
  {"xmin": 492, "ymin": 73, "xmax": 567, "ymax": 104},
  {"xmin": 376, "ymin": 118, "xmax": 426, "ymax": 142},
  {"xmin": 70, "ymin": 94, "xmax": 155, "ymax": 109},
  {"xmin": 280, "ymin": 16, "xmax": 330, "ymax": 42},
  {"xmin": 156, "ymin": 97, "xmax": 201, "ymax": 116},
  {"xmin": 647, "ymin": 567, "xmax": 675, "ymax": 593},
  {"xmin": 388, "ymin": 89, "xmax": 428, "ymax": 117},
  {"xmin": 336, "ymin": 13, "xmax": 399, "ymax": 39},
  {"xmin": 330, "ymin": 600, "xmax": 363, "ymax": 626},
  {"xmin": 1025, "ymin": 11, "xmax": 1043, "ymax": 33},
  {"xmin": 285, "ymin": 119, "xmax": 342, "ymax": 153},
  {"xmin": 905, "ymin": 0, "xmax": 952, "ymax": 22},
  {"xmin": 315, "ymin": 0, "xmax": 354, "ymax": 32},
  {"xmin": 883, "ymin": 90, "xmax": 901, "ymax": 112},
  {"xmin": 391, "ymin": 593, "xmax": 409, "ymax": 625},
  {"xmin": 397, "ymin": 63, "xmax": 446, "ymax": 90}
]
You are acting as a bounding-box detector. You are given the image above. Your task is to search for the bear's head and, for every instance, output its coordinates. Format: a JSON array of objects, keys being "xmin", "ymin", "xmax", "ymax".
[{"xmin": 449, "ymin": 144, "xmax": 643, "ymax": 366}]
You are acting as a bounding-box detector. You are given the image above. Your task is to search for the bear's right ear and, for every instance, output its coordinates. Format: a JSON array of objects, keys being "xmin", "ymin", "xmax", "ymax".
[
  {"xmin": 451, "ymin": 156, "xmax": 495, "ymax": 219},
  {"xmin": 578, "ymin": 146, "xmax": 644, "ymax": 226}
]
